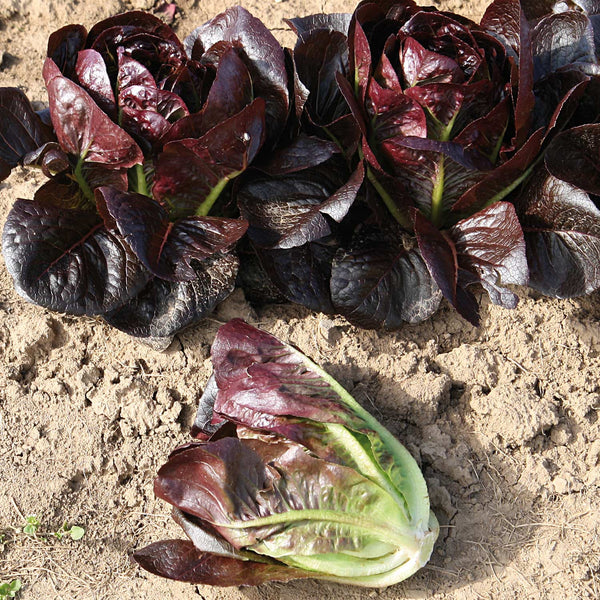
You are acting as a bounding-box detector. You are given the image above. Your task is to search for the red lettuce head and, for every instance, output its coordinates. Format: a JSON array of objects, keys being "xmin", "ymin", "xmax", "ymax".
[
  {"xmin": 239, "ymin": 0, "xmax": 600, "ymax": 329},
  {"xmin": 1, "ymin": 8, "xmax": 289, "ymax": 347}
]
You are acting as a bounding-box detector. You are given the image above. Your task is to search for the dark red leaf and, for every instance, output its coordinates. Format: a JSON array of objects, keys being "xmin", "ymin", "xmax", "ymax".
[
  {"xmin": 450, "ymin": 202, "xmax": 528, "ymax": 309},
  {"xmin": 517, "ymin": 167, "xmax": 600, "ymax": 297},
  {"xmin": 532, "ymin": 11, "xmax": 596, "ymax": 79},
  {"xmin": 2, "ymin": 199, "xmax": 149, "ymax": 315},
  {"xmin": 401, "ymin": 36, "xmax": 464, "ymax": 86},
  {"xmin": 252, "ymin": 241, "xmax": 336, "ymax": 313},
  {"xmin": 103, "ymin": 252, "xmax": 239, "ymax": 346},
  {"xmin": 414, "ymin": 210, "xmax": 480, "ymax": 325},
  {"xmin": 258, "ymin": 135, "xmax": 340, "ymax": 175},
  {"xmin": 330, "ymin": 226, "xmax": 442, "ymax": 328},
  {"xmin": 75, "ymin": 49, "xmax": 116, "ymax": 119},
  {"xmin": 293, "ymin": 29, "xmax": 350, "ymax": 127},
  {"xmin": 153, "ymin": 99, "xmax": 265, "ymax": 216},
  {"xmin": 46, "ymin": 24, "xmax": 87, "ymax": 78},
  {"xmin": 97, "ymin": 187, "xmax": 247, "ymax": 281},
  {"xmin": 43, "ymin": 58, "xmax": 143, "ymax": 167},
  {"xmin": 239, "ymin": 161, "xmax": 362, "ymax": 249},
  {"xmin": 201, "ymin": 48, "xmax": 253, "ymax": 132},
  {"xmin": 286, "ymin": 13, "xmax": 352, "ymax": 37},
  {"xmin": 185, "ymin": 6, "xmax": 288, "ymax": 146},
  {"xmin": 545, "ymin": 124, "xmax": 600, "ymax": 195},
  {"xmin": 133, "ymin": 539, "xmax": 303, "ymax": 586},
  {"xmin": 0, "ymin": 88, "xmax": 54, "ymax": 178}
]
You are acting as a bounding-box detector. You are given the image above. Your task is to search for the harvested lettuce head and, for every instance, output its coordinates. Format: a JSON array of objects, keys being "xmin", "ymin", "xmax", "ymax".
[{"xmin": 133, "ymin": 319, "xmax": 438, "ymax": 587}]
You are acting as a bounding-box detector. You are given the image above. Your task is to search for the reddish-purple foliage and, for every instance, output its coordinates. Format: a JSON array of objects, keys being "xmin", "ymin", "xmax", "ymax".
[
  {"xmin": 1, "ymin": 8, "xmax": 288, "ymax": 345},
  {"xmin": 239, "ymin": 0, "xmax": 600, "ymax": 327}
]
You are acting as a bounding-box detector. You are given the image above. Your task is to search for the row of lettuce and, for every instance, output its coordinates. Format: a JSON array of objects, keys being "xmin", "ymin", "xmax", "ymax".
[{"xmin": 1, "ymin": 0, "xmax": 600, "ymax": 346}]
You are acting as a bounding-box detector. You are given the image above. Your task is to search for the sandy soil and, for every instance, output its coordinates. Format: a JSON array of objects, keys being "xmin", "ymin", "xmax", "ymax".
[{"xmin": 0, "ymin": 0, "xmax": 599, "ymax": 599}]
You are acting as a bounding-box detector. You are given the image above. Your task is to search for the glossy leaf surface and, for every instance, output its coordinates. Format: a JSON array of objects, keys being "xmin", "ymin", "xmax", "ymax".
[{"xmin": 2, "ymin": 199, "xmax": 149, "ymax": 315}]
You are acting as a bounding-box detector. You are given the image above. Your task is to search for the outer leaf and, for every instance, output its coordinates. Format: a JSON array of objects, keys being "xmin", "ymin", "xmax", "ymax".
[
  {"xmin": 253, "ymin": 241, "xmax": 337, "ymax": 314},
  {"xmin": 98, "ymin": 187, "xmax": 247, "ymax": 281},
  {"xmin": 153, "ymin": 99, "xmax": 265, "ymax": 217},
  {"xmin": 450, "ymin": 202, "xmax": 528, "ymax": 309},
  {"xmin": 132, "ymin": 539, "xmax": 304, "ymax": 586},
  {"xmin": 517, "ymin": 168, "xmax": 600, "ymax": 296},
  {"xmin": 43, "ymin": 58, "xmax": 143, "ymax": 167},
  {"xmin": 545, "ymin": 123, "xmax": 600, "ymax": 195},
  {"xmin": 154, "ymin": 437, "xmax": 411, "ymax": 578},
  {"xmin": 0, "ymin": 88, "xmax": 54, "ymax": 178},
  {"xmin": 103, "ymin": 252, "xmax": 239, "ymax": 347},
  {"xmin": 205, "ymin": 319, "xmax": 436, "ymax": 548},
  {"xmin": 2, "ymin": 199, "xmax": 149, "ymax": 315},
  {"xmin": 330, "ymin": 227, "xmax": 442, "ymax": 328},
  {"xmin": 414, "ymin": 211, "xmax": 480, "ymax": 325}
]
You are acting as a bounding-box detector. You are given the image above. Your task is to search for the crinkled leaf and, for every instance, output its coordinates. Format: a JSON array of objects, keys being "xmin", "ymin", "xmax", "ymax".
[
  {"xmin": 518, "ymin": 168, "xmax": 600, "ymax": 296},
  {"xmin": 252, "ymin": 241, "xmax": 336, "ymax": 313},
  {"xmin": 532, "ymin": 11, "xmax": 596, "ymax": 80},
  {"xmin": 98, "ymin": 186, "xmax": 247, "ymax": 281},
  {"xmin": 43, "ymin": 58, "xmax": 143, "ymax": 167},
  {"xmin": 401, "ymin": 36, "xmax": 464, "ymax": 86},
  {"xmin": 545, "ymin": 123, "xmax": 600, "ymax": 195},
  {"xmin": 153, "ymin": 99, "xmax": 265, "ymax": 217},
  {"xmin": 185, "ymin": 6, "xmax": 288, "ymax": 146},
  {"xmin": 286, "ymin": 13, "xmax": 352, "ymax": 37},
  {"xmin": 117, "ymin": 52, "xmax": 188, "ymax": 147},
  {"xmin": 239, "ymin": 161, "xmax": 362, "ymax": 249},
  {"xmin": 87, "ymin": 11, "xmax": 186, "ymax": 77},
  {"xmin": 0, "ymin": 88, "xmax": 54, "ymax": 178},
  {"xmin": 2, "ymin": 199, "xmax": 149, "ymax": 315},
  {"xmin": 330, "ymin": 226, "xmax": 442, "ymax": 328},
  {"xmin": 414, "ymin": 211, "xmax": 480, "ymax": 325},
  {"xmin": 103, "ymin": 252, "xmax": 239, "ymax": 346},
  {"xmin": 449, "ymin": 202, "xmax": 528, "ymax": 309}
]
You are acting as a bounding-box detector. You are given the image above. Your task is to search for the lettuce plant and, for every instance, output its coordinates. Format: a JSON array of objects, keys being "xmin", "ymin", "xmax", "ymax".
[
  {"xmin": 133, "ymin": 319, "xmax": 438, "ymax": 587},
  {"xmin": 239, "ymin": 0, "xmax": 600, "ymax": 328},
  {"xmin": 0, "ymin": 8, "xmax": 288, "ymax": 346}
]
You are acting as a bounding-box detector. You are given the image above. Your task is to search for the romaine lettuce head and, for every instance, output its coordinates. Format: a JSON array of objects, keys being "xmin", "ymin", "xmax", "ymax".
[{"xmin": 133, "ymin": 319, "xmax": 438, "ymax": 587}]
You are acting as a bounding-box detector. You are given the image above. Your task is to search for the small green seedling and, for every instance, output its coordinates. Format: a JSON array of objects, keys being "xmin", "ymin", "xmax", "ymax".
[
  {"xmin": 22, "ymin": 516, "xmax": 40, "ymax": 536},
  {"xmin": 0, "ymin": 579, "xmax": 22, "ymax": 599},
  {"xmin": 54, "ymin": 523, "xmax": 85, "ymax": 541}
]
